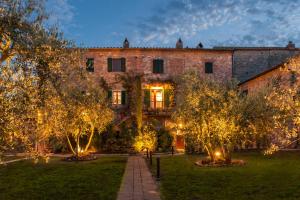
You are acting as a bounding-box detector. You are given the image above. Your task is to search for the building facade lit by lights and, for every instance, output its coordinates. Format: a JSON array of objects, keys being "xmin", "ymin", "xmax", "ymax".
[{"xmin": 84, "ymin": 39, "xmax": 300, "ymax": 150}]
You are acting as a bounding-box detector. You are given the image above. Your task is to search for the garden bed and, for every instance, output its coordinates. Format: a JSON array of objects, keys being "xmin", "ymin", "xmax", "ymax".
[
  {"xmin": 195, "ymin": 158, "xmax": 246, "ymax": 167},
  {"xmin": 63, "ymin": 153, "xmax": 97, "ymax": 162}
]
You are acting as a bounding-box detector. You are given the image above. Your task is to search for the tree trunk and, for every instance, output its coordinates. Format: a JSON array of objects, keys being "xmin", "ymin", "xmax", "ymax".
[
  {"xmin": 224, "ymin": 146, "xmax": 232, "ymax": 164},
  {"xmin": 204, "ymin": 144, "xmax": 214, "ymax": 162},
  {"xmin": 76, "ymin": 133, "xmax": 80, "ymax": 160},
  {"xmin": 66, "ymin": 134, "xmax": 76, "ymax": 155},
  {"xmin": 84, "ymin": 126, "xmax": 95, "ymax": 152}
]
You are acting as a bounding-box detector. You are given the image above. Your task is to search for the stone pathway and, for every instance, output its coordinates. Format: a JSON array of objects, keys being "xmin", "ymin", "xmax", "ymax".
[
  {"xmin": 117, "ymin": 156, "xmax": 161, "ymax": 200},
  {"xmin": 0, "ymin": 157, "xmax": 29, "ymax": 165}
]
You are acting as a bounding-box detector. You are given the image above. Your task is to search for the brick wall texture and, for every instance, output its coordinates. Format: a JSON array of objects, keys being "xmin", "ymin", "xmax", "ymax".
[
  {"xmin": 84, "ymin": 48, "xmax": 233, "ymax": 89},
  {"xmin": 84, "ymin": 47, "xmax": 300, "ymax": 93}
]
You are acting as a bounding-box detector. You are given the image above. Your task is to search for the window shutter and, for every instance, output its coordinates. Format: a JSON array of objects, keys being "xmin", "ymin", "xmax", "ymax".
[
  {"xmin": 121, "ymin": 91, "xmax": 126, "ymax": 105},
  {"xmin": 160, "ymin": 60, "xmax": 164, "ymax": 73},
  {"xmin": 107, "ymin": 58, "xmax": 112, "ymax": 72},
  {"xmin": 153, "ymin": 59, "xmax": 157, "ymax": 73},
  {"xmin": 121, "ymin": 58, "xmax": 126, "ymax": 72},
  {"xmin": 144, "ymin": 89, "xmax": 150, "ymax": 108},
  {"xmin": 153, "ymin": 59, "xmax": 164, "ymax": 73},
  {"xmin": 290, "ymin": 71, "xmax": 297, "ymax": 86},
  {"xmin": 205, "ymin": 62, "xmax": 213, "ymax": 73},
  {"xmin": 107, "ymin": 90, "xmax": 112, "ymax": 101},
  {"xmin": 164, "ymin": 89, "xmax": 171, "ymax": 108}
]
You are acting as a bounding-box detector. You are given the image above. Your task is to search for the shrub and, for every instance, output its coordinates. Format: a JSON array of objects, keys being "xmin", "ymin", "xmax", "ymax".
[{"xmin": 157, "ymin": 128, "xmax": 173, "ymax": 152}]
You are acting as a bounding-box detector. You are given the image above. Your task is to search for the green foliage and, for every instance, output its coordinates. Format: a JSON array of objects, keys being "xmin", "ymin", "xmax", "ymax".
[
  {"xmin": 98, "ymin": 123, "xmax": 135, "ymax": 153},
  {"xmin": 47, "ymin": 136, "xmax": 68, "ymax": 153},
  {"xmin": 157, "ymin": 128, "xmax": 173, "ymax": 152},
  {"xmin": 174, "ymin": 71, "xmax": 242, "ymax": 162},
  {"xmin": 117, "ymin": 73, "xmax": 143, "ymax": 135},
  {"xmin": 134, "ymin": 124, "xmax": 157, "ymax": 152},
  {"xmin": 0, "ymin": 0, "xmax": 81, "ymax": 155}
]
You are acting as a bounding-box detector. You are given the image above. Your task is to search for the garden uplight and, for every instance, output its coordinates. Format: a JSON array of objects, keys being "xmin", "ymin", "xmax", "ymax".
[{"xmin": 215, "ymin": 151, "xmax": 221, "ymax": 157}]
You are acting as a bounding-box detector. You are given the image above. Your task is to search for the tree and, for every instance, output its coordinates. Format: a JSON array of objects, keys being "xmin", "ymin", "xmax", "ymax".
[
  {"xmin": 0, "ymin": 0, "xmax": 99, "ymax": 157},
  {"xmin": 133, "ymin": 124, "xmax": 157, "ymax": 152},
  {"xmin": 173, "ymin": 71, "xmax": 243, "ymax": 163},
  {"xmin": 238, "ymin": 55, "xmax": 300, "ymax": 155},
  {"xmin": 57, "ymin": 65, "xmax": 113, "ymax": 157},
  {"xmin": 0, "ymin": 0, "xmax": 47, "ymax": 64}
]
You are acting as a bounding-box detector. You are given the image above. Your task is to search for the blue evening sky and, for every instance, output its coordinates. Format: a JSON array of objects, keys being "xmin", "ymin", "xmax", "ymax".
[{"xmin": 46, "ymin": 0, "xmax": 300, "ymax": 48}]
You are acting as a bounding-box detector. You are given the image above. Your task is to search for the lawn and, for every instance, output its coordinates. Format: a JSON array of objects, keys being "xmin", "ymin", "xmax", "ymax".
[
  {"xmin": 150, "ymin": 151, "xmax": 300, "ymax": 200},
  {"xmin": 0, "ymin": 156, "xmax": 127, "ymax": 200}
]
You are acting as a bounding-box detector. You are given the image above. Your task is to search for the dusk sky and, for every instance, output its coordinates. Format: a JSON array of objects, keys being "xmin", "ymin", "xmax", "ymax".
[{"xmin": 46, "ymin": 0, "xmax": 300, "ymax": 48}]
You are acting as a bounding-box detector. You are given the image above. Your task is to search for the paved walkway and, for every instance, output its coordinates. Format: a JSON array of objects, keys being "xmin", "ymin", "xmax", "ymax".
[
  {"xmin": 117, "ymin": 156, "xmax": 161, "ymax": 200},
  {"xmin": 0, "ymin": 157, "xmax": 29, "ymax": 165}
]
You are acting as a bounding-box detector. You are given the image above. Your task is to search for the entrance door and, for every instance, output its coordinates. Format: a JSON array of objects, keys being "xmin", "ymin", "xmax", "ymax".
[
  {"xmin": 150, "ymin": 89, "xmax": 163, "ymax": 109},
  {"xmin": 176, "ymin": 135, "xmax": 185, "ymax": 150}
]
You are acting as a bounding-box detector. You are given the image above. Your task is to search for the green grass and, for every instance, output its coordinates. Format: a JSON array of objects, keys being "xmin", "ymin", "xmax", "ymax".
[
  {"xmin": 0, "ymin": 156, "xmax": 127, "ymax": 200},
  {"xmin": 150, "ymin": 152, "xmax": 300, "ymax": 200}
]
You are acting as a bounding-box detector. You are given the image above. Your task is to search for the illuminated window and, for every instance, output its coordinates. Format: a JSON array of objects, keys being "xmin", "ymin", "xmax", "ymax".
[
  {"xmin": 112, "ymin": 91, "xmax": 122, "ymax": 105},
  {"xmin": 150, "ymin": 88, "xmax": 163, "ymax": 109},
  {"xmin": 111, "ymin": 90, "xmax": 126, "ymax": 105}
]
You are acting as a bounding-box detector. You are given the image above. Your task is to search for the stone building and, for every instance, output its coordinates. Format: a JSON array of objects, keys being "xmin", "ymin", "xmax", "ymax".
[
  {"xmin": 84, "ymin": 39, "xmax": 232, "ymax": 150},
  {"xmin": 239, "ymin": 53, "xmax": 300, "ymax": 94},
  {"xmin": 84, "ymin": 39, "xmax": 300, "ymax": 150}
]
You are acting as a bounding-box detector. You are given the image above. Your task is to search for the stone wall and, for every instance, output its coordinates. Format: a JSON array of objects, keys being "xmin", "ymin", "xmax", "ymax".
[
  {"xmin": 232, "ymin": 49, "xmax": 300, "ymax": 83},
  {"xmin": 84, "ymin": 48, "xmax": 233, "ymax": 89},
  {"xmin": 239, "ymin": 67, "xmax": 286, "ymax": 93},
  {"xmin": 239, "ymin": 60, "xmax": 300, "ymax": 94}
]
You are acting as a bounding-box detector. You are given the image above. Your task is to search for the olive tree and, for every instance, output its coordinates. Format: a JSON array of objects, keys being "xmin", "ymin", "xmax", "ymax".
[{"xmin": 173, "ymin": 71, "xmax": 242, "ymax": 163}]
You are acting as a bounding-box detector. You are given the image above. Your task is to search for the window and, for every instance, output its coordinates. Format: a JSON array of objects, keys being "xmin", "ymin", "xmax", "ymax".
[
  {"xmin": 109, "ymin": 90, "xmax": 126, "ymax": 105},
  {"xmin": 150, "ymin": 88, "xmax": 163, "ymax": 109},
  {"xmin": 112, "ymin": 91, "xmax": 122, "ymax": 105},
  {"xmin": 86, "ymin": 58, "xmax": 94, "ymax": 72},
  {"xmin": 205, "ymin": 62, "xmax": 213, "ymax": 74},
  {"xmin": 153, "ymin": 59, "xmax": 164, "ymax": 73},
  {"xmin": 241, "ymin": 89, "xmax": 248, "ymax": 96},
  {"xmin": 290, "ymin": 71, "xmax": 297, "ymax": 86},
  {"xmin": 108, "ymin": 58, "xmax": 126, "ymax": 72}
]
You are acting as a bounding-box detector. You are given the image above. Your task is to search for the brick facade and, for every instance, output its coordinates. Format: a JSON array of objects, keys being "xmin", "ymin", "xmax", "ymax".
[
  {"xmin": 82, "ymin": 41, "xmax": 300, "ymax": 150},
  {"xmin": 83, "ymin": 47, "xmax": 232, "ymax": 150},
  {"xmin": 84, "ymin": 48, "xmax": 232, "ymax": 88}
]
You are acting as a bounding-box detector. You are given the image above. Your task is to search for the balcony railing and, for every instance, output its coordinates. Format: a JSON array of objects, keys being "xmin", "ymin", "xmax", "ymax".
[{"xmin": 143, "ymin": 107, "xmax": 173, "ymax": 116}]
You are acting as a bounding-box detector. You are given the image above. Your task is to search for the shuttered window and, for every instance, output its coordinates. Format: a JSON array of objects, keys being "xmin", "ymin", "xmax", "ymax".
[
  {"xmin": 144, "ymin": 89, "xmax": 150, "ymax": 108},
  {"xmin": 109, "ymin": 90, "xmax": 126, "ymax": 105},
  {"xmin": 86, "ymin": 58, "xmax": 94, "ymax": 72},
  {"xmin": 290, "ymin": 71, "xmax": 297, "ymax": 86},
  {"xmin": 108, "ymin": 58, "xmax": 126, "ymax": 72},
  {"xmin": 121, "ymin": 91, "xmax": 126, "ymax": 105},
  {"xmin": 153, "ymin": 59, "xmax": 164, "ymax": 74},
  {"xmin": 205, "ymin": 62, "xmax": 213, "ymax": 74}
]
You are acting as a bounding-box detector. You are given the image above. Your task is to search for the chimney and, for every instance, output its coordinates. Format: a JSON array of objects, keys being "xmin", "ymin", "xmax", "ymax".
[
  {"xmin": 286, "ymin": 41, "xmax": 295, "ymax": 49},
  {"xmin": 196, "ymin": 42, "xmax": 203, "ymax": 49},
  {"xmin": 123, "ymin": 38, "xmax": 130, "ymax": 48},
  {"xmin": 176, "ymin": 38, "xmax": 183, "ymax": 49}
]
